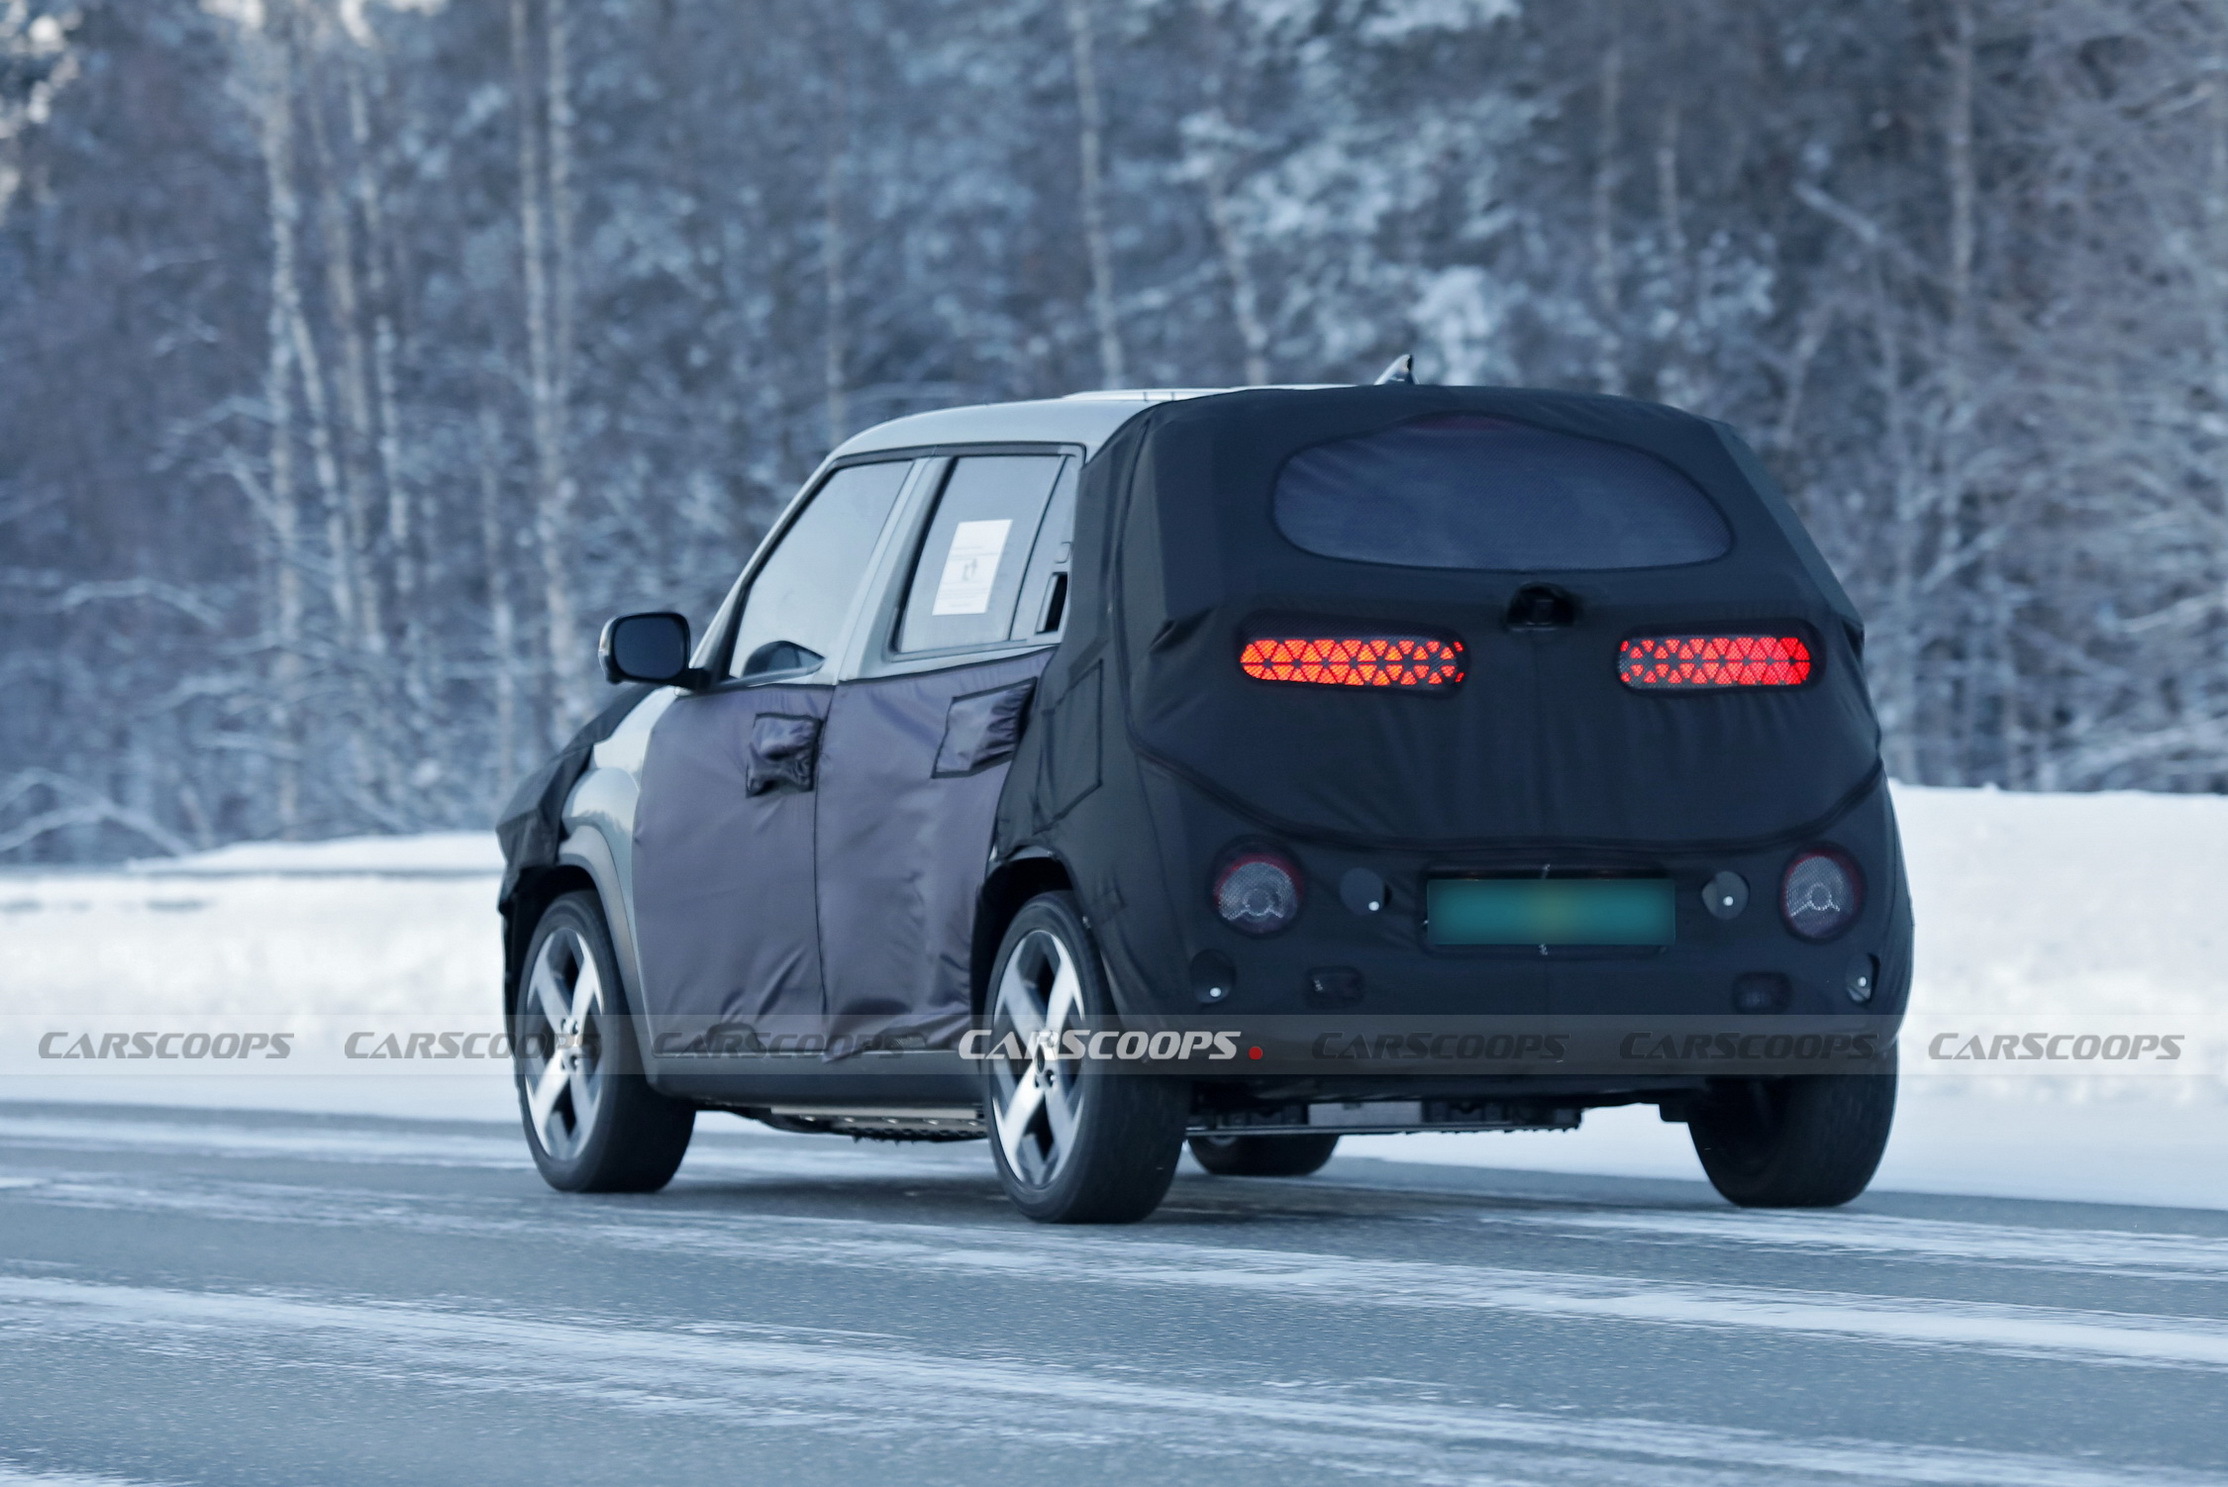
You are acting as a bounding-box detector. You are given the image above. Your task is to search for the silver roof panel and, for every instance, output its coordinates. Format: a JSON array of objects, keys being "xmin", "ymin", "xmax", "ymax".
[{"xmin": 828, "ymin": 390, "xmax": 1230, "ymax": 462}]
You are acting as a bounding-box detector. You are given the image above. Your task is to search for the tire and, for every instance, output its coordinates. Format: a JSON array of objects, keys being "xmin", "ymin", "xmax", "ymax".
[
  {"xmin": 1189, "ymin": 1133, "xmax": 1340, "ymax": 1178},
  {"xmin": 1688, "ymin": 1048, "xmax": 1897, "ymax": 1208},
  {"xmin": 514, "ymin": 890, "xmax": 696, "ymax": 1193},
  {"xmin": 982, "ymin": 892, "xmax": 1188, "ymax": 1223}
]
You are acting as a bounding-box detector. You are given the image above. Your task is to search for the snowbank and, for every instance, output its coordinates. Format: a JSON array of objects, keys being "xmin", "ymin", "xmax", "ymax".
[
  {"xmin": 3, "ymin": 783, "xmax": 2224, "ymax": 1208},
  {"xmin": 1893, "ymin": 782, "xmax": 2228, "ymax": 1043},
  {"xmin": 125, "ymin": 831, "xmax": 505, "ymax": 878}
]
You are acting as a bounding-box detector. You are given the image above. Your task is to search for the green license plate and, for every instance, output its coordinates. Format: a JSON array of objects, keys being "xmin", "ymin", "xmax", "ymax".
[{"xmin": 1426, "ymin": 877, "xmax": 1675, "ymax": 947}]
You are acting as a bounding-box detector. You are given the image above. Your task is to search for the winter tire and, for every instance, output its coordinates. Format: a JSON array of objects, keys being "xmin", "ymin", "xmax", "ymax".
[
  {"xmin": 982, "ymin": 892, "xmax": 1188, "ymax": 1223},
  {"xmin": 1688, "ymin": 1047, "xmax": 1896, "ymax": 1207},
  {"xmin": 515, "ymin": 890, "xmax": 696, "ymax": 1193},
  {"xmin": 1188, "ymin": 1133, "xmax": 1340, "ymax": 1177}
]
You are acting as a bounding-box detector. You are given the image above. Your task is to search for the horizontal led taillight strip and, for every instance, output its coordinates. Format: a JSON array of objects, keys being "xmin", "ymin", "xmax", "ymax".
[
  {"xmin": 1241, "ymin": 635, "xmax": 1465, "ymax": 690},
  {"xmin": 1620, "ymin": 635, "xmax": 1812, "ymax": 689}
]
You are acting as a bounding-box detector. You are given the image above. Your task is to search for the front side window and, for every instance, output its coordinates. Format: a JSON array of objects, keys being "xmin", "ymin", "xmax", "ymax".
[
  {"xmin": 895, "ymin": 455, "xmax": 1070, "ymax": 654},
  {"xmin": 731, "ymin": 460, "xmax": 911, "ymax": 679},
  {"xmin": 1273, "ymin": 414, "xmax": 1732, "ymax": 571}
]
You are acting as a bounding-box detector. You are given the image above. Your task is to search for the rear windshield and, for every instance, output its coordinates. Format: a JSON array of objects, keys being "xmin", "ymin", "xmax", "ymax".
[{"xmin": 1273, "ymin": 414, "xmax": 1732, "ymax": 571}]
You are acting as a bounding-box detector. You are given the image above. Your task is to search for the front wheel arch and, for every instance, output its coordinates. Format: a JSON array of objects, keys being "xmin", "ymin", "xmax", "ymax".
[{"xmin": 502, "ymin": 863, "xmax": 597, "ymax": 1020}]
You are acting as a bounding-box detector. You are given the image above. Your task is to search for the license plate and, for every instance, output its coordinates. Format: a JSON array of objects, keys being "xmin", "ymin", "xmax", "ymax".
[{"xmin": 1426, "ymin": 877, "xmax": 1675, "ymax": 947}]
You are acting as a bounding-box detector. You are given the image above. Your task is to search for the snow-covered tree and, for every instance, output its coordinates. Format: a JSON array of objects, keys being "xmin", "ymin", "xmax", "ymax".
[{"xmin": 5, "ymin": 0, "xmax": 2228, "ymax": 859}]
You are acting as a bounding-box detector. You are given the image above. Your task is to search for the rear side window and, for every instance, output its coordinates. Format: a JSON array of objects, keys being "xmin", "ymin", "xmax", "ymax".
[
  {"xmin": 896, "ymin": 455, "xmax": 1069, "ymax": 653},
  {"xmin": 1273, "ymin": 414, "xmax": 1732, "ymax": 571}
]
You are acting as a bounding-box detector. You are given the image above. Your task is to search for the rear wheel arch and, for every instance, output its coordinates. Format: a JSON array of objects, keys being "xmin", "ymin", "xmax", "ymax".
[{"xmin": 972, "ymin": 851, "xmax": 1075, "ymax": 1015}]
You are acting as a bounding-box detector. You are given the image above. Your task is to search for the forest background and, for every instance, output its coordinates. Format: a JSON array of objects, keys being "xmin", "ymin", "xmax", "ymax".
[{"xmin": 5, "ymin": 0, "xmax": 2225, "ymax": 859}]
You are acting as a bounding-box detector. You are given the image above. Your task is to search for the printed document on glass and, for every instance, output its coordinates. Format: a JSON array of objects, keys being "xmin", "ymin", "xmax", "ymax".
[{"xmin": 932, "ymin": 519, "xmax": 1012, "ymax": 616}]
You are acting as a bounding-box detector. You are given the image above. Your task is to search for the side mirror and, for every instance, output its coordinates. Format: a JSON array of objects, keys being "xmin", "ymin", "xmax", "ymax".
[{"xmin": 599, "ymin": 612, "xmax": 706, "ymax": 688}]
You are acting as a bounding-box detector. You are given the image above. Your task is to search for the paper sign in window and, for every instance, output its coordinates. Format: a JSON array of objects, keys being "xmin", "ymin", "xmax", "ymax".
[{"xmin": 930, "ymin": 519, "xmax": 1012, "ymax": 616}]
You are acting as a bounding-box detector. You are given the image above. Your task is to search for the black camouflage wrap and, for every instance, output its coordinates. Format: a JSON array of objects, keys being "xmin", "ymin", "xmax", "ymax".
[
  {"xmin": 632, "ymin": 684, "xmax": 833, "ymax": 1032},
  {"xmin": 815, "ymin": 654, "xmax": 1050, "ymax": 1051},
  {"xmin": 495, "ymin": 681, "xmax": 653, "ymax": 913},
  {"xmin": 993, "ymin": 385, "xmax": 1912, "ymax": 1028},
  {"xmin": 628, "ymin": 652, "xmax": 1051, "ymax": 1056}
]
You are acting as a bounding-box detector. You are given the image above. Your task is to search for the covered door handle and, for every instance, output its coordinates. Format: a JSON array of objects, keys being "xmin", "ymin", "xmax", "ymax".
[
  {"xmin": 746, "ymin": 714, "xmax": 821, "ymax": 795},
  {"xmin": 933, "ymin": 680, "xmax": 1036, "ymax": 778}
]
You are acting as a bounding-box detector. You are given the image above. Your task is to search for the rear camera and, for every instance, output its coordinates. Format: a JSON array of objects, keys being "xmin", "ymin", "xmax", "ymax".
[
  {"xmin": 1781, "ymin": 848, "xmax": 1863, "ymax": 941},
  {"xmin": 1506, "ymin": 584, "xmax": 1577, "ymax": 630},
  {"xmin": 1214, "ymin": 848, "xmax": 1303, "ymax": 937}
]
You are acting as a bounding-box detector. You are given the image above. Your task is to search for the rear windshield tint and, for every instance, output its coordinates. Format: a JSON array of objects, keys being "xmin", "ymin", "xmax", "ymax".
[{"xmin": 1273, "ymin": 414, "xmax": 1732, "ymax": 571}]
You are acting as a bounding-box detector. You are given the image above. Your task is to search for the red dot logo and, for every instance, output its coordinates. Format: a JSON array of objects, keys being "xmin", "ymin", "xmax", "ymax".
[{"xmin": 1247, "ymin": 1045, "xmax": 1264, "ymax": 1060}]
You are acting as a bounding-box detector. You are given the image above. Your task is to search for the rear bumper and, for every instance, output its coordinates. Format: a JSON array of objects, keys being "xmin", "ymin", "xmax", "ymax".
[{"xmin": 1109, "ymin": 767, "xmax": 1913, "ymax": 1029}]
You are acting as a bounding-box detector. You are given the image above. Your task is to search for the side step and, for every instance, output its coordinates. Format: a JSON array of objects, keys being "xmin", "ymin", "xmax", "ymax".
[
  {"xmin": 1193, "ymin": 1099, "xmax": 1583, "ymax": 1137},
  {"xmin": 738, "ymin": 1098, "xmax": 1585, "ymax": 1141},
  {"xmin": 754, "ymin": 1105, "xmax": 985, "ymax": 1140}
]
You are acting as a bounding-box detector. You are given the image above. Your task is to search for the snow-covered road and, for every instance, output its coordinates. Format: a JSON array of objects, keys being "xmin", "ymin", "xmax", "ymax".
[
  {"xmin": 1, "ymin": 1103, "xmax": 2224, "ymax": 1485},
  {"xmin": 5, "ymin": 784, "xmax": 2227, "ymax": 1480}
]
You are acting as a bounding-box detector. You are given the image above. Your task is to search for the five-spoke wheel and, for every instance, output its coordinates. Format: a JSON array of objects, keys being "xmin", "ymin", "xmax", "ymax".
[
  {"xmin": 519, "ymin": 918, "xmax": 606, "ymax": 1164},
  {"xmin": 981, "ymin": 892, "xmax": 1187, "ymax": 1223},
  {"xmin": 985, "ymin": 924, "xmax": 1088, "ymax": 1190},
  {"xmin": 514, "ymin": 891, "xmax": 695, "ymax": 1192}
]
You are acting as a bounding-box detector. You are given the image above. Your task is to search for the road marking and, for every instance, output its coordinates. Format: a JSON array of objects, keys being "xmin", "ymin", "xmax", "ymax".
[
  {"xmin": 9, "ymin": 1107, "xmax": 2223, "ymax": 1287},
  {"xmin": 1481, "ymin": 1208, "xmax": 2228, "ymax": 1281},
  {"xmin": 12, "ymin": 1169, "xmax": 2228, "ymax": 1373},
  {"xmin": 0, "ymin": 1466, "xmax": 178, "ymax": 1487},
  {"xmin": 0, "ymin": 1275, "xmax": 2216, "ymax": 1487},
  {"xmin": 0, "ymin": 1113, "xmax": 953, "ymax": 1180},
  {"xmin": 0, "ymin": 1114, "xmax": 528, "ymax": 1169}
]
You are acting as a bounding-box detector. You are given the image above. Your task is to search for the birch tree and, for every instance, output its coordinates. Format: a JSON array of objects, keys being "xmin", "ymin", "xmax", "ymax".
[{"xmin": 10, "ymin": 0, "xmax": 2228, "ymax": 859}]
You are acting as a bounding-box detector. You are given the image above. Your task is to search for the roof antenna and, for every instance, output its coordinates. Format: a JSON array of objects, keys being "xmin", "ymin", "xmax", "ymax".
[{"xmin": 1373, "ymin": 353, "xmax": 1415, "ymax": 385}]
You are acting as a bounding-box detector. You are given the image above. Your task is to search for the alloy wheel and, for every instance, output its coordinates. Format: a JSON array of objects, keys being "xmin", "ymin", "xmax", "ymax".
[
  {"xmin": 519, "ymin": 925, "xmax": 606, "ymax": 1162},
  {"xmin": 986, "ymin": 926, "xmax": 1087, "ymax": 1188}
]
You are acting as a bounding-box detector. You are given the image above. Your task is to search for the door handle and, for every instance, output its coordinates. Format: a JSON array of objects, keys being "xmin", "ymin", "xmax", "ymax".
[
  {"xmin": 933, "ymin": 679, "xmax": 1036, "ymax": 778},
  {"xmin": 746, "ymin": 714, "xmax": 821, "ymax": 795}
]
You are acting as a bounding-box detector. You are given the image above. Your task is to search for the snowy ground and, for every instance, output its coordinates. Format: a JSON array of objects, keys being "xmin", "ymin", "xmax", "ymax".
[{"xmin": 2, "ymin": 784, "xmax": 2224, "ymax": 1210}]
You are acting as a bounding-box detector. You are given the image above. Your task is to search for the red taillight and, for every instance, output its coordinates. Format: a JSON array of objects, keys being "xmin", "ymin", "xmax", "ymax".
[
  {"xmin": 1619, "ymin": 635, "xmax": 1812, "ymax": 689},
  {"xmin": 1240, "ymin": 635, "xmax": 1465, "ymax": 690}
]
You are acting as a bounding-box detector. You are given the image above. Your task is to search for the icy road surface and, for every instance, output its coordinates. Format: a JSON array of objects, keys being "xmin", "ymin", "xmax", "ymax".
[{"xmin": 2, "ymin": 1104, "xmax": 2225, "ymax": 1486}]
